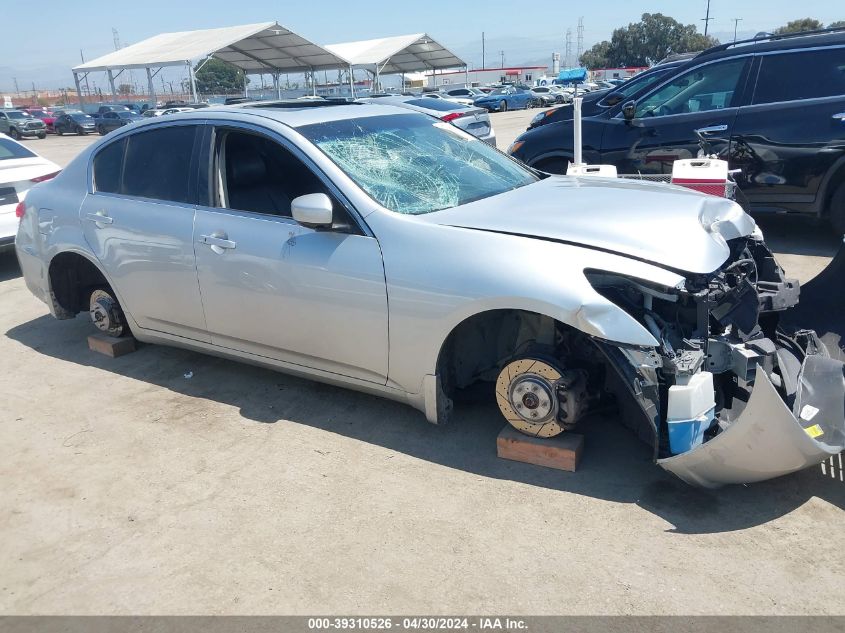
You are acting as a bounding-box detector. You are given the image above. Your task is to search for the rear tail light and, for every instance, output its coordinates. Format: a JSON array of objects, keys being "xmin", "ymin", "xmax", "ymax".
[
  {"xmin": 441, "ymin": 112, "xmax": 466, "ymax": 123},
  {"xmin": 30, "ymin": 170, "xmax": 60, "ymax": 183},
  {"xmin": 15, "ymin": 201, "xmax": 26, "ymax": 219}
]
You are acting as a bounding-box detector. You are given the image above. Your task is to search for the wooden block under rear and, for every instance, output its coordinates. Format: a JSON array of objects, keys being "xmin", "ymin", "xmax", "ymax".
[
  {"xmin": 496, "ymin": 425, "xmax": 583, "ymax": 472},
  {"xmin": 87, "ymin": 333, "xmax": 136, "ymax": 358}
]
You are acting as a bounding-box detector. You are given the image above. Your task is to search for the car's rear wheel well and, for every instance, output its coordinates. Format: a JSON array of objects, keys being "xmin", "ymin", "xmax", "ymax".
[{"xmin": 48, "ymin": 252, "xmax": 109, "ymax": 315}]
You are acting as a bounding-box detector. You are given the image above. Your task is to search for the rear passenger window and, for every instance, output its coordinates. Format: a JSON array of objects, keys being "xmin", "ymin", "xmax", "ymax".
[
  {"xmin": 93, "ymin": 138, "xmax": 126, "ymax": 194},
  {"xmin": 122, "ymin": 126, "xmax": 196, "ymax": 203},
  {"xmin": 753, "ymin": 48, "xmax": 845, "ymax": 104}
]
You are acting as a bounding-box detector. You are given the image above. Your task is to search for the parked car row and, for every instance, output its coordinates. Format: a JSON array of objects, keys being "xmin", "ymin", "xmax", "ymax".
[{"xmin": 508, "ymin": 28, "xmax": 845, "ymax": 232}]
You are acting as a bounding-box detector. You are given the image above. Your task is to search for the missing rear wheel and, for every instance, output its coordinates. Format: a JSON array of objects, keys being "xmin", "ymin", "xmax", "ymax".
[{"xmin": 89, "ymin": 288, "xmax": 127, "ymax": 338}]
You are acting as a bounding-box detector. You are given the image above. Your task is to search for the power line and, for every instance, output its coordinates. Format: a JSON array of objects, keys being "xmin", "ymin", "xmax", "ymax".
[{"xmin": 576, "ymin": 17, "xmax": 584, "ymax": 65}]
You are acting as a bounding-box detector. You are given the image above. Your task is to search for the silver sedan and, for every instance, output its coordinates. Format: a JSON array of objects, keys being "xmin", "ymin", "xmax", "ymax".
[{"xmin": 15, "ymin": 103, "xmax": 845, "ymax": 487}]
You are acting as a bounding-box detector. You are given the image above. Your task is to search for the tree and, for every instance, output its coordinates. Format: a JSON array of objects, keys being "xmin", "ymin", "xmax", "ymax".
[
  {"xmin": 194, "ymin": 58, "xmax": 247, "ymax": 95},
  {"xmin": 579, "ymin": 13, "xmax": 719, "ymax": 69},
  {"xmin": 828, "ymin": 21, "xmax": 845, "ymax": 29},
  {"xmin": 117, "ymin": 83, "xmax": 133, "ymax": 95},
  {"xmin": 774, "ymin": 18, "xmax": 824, "ymax": 34},
  {"xmin": 580, "ymin": 41, "xmax": 612, "ymax": 70}
]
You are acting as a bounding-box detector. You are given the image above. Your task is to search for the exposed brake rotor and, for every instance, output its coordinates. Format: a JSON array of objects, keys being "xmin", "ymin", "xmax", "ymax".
[
  {"xmin": 89, "ymin": 288, "xmax": 126, "ymax": 338},
  {"xmin": 495, "ymin": 357, "xmax": 587, "ymax": 438}
]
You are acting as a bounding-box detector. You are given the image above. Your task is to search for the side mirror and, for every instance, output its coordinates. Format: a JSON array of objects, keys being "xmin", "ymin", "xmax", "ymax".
[
  {"xmin": 622, "ymin": 100, "xmax": 637, "ymax": 122},
  {"xmin": 604, "ymin": 92, "xmax": 624, "ymax": 107},
  {"xmin": 291, "ymin": 193, "xmax": 333, "ymax": 228}
]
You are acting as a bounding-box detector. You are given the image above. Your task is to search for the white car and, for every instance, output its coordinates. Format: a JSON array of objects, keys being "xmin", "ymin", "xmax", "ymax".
[
  {"xmin": 0, "ymin": 133, "xmax": 60, "ymax": 251},
  {"xmin": 421, "ymin": 92, "xmax": 474, "ymax": 107}
]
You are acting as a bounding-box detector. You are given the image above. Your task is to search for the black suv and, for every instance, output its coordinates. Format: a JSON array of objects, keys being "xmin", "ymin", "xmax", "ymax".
[
  {"xmin": 509, "ymin": 30, "xmax": 845, "ymax": 232},
  {"xmin": 526, "ymin": 56, "xmax": 696, "ymax": 130}
]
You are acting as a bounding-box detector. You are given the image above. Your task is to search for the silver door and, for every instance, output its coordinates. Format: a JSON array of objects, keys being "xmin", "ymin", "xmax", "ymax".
[
  {"xmin": 193, "ymin": 208, "xmax": 389, "ymax": 383},
  {"xmin": 81, "ymin": 125, "xmax": 209, "ymax": 341}
]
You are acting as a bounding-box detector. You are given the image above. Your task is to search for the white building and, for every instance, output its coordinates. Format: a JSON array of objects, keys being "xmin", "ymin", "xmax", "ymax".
[{"xmin": 426, "ymin": 66, "xmax": 548, "ymax": 89}]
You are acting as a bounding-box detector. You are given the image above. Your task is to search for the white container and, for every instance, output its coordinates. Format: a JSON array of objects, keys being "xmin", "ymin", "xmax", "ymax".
[
  {"xmin": 566, "ymin": 164, "xmax": 618, "ymax": 177},
  {"xmin": 667, "ymin": 371, "xmax": 717, "ymax": 454},
  {"xmin": 671, "ymin": 158, "xmax": 728, "ymax": 184}
]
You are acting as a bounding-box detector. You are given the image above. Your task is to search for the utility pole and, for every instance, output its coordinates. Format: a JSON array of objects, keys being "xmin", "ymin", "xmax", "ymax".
[
  {"xmin": 702, "ymin": 0, "xmax": 713, "ymax": 37},
  {"xmin": 13, "ymin": 77, "xmax": 19, "ymax": 95},
  {"xmin": 482, "ymin": 32, "xmax": 485, "ymax": 69},
  {"xmin": 733, "ymin": 18, "xmax": 743, "ymax": 41},
  {"xmin": 499, "ymin": 50, "xmax": 505, "ymax": 69},
  {"xmin": 565, "ymin": 28, "xmax": 573, "ymax": 68}
]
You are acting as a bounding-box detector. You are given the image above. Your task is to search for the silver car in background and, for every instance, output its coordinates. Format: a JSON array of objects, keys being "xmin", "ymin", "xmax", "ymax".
[
  {"xmin": 14, "ymin": 103, "xmax": 845, "ymax": 488},
  {"xmin": 358, "ymin": 95, "xmax": 496, "ymax": 146}
]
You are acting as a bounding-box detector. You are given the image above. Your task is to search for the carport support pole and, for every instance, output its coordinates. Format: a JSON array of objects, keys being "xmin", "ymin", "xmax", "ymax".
[
  {"xmin": 348, "ymin": 66, "xmax": 355, "ymax": 98},
  {"xmin": 73, "ymin": 72, "xmax": 84, "ymax": 110},
  {"xmin": 187, "ymin": 61, "xmax": 198, "ymax": 103},
  {"xmin": 311, "ymin": 69, "xmax": 316, "ymax": 96},
  {"xmin": 273, "ymin": 73, "xmax": 280, "ymax": 100},
  {"xmin": 573, "ymin": 96, "xmax": 583, "ymax": 166},
  {"xmin": 146, "ymin": 67, "xmax": 155, "ymax": 107},
  {"xmin": 107, "ymin": 70, "xmax": 116, "ymax": 98}
]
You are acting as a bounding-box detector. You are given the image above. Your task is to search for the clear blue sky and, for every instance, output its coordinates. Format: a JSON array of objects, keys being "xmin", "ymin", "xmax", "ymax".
[{"xmin": 2, "ymin": 0, "xmax": 843, "ymax": 91}]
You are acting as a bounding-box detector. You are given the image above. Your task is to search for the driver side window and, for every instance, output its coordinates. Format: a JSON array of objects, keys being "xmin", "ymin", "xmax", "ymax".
[
  {"xmin": 635, "ymin": 58, "xmax": 748, "ymax": 118},
  {"xmin": 213, "ymin": 128, "xmax": 349, "ymax": 226}
]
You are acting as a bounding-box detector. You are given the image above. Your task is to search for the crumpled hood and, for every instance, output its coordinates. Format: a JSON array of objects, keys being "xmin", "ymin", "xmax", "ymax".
[{"xmin": 423, "ymin": 176, "xmax": 757, "ymax": 274}]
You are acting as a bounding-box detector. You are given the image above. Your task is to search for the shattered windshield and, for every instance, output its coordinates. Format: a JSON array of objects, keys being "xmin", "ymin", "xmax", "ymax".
[{"xmin": 299, "ymin": 113, "xmax": 537, "ymax": 214}]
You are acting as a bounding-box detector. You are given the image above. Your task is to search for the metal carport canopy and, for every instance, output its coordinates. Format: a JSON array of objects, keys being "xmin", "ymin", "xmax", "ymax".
[
  {"xmin": 71, "ymin": 22, "xmax": 350, "ymax": 73},
  {"xmin": 324, "ymin": 33, "xmax": 465, "ymax": 73}
]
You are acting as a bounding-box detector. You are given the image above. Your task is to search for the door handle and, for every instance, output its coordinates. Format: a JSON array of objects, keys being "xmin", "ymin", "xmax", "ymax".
[
  {"xmin": 695, "ymin": 124, "xmax": 729, "ymax": 135},
  {"xmin": 199, "ymin": 233, "xmax": 237, "ymax": 254},
  {"xmin": 84, "ymin": 211, "xmax": 113, "ymax": 226}
]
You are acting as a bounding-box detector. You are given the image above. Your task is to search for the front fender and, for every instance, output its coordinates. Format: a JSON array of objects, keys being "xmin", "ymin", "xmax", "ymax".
[{"xmin": 370, "ymin": 213, "xmax": 683, "ymax": 394}]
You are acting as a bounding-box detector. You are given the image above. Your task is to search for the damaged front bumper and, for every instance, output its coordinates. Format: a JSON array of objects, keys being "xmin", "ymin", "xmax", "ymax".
[
  {"xmin": 596, "ymin": 237, "xmax": 845, "ymax": 488},
  {"xmin": 658, "ymin": 359, "xmax": 845, "ymax": 488}
]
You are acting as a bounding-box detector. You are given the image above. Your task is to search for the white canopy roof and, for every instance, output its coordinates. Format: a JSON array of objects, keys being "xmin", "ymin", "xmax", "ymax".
[
  {"xmin": 325, "ymin": 34, "xmax": 465, "ymax": 73},
  {"xmin": 73, "ymin": 22, "xmax": 350, "ymax": 74}
]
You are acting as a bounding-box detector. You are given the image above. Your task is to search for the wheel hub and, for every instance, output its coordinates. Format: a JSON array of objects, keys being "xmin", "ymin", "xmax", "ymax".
[
  {"xmin": 89, "ymin": 289, "xmax": 124, "ymax": 337},
  {"xmin": 496, "ymin": 358, "xmax": 565, "ymax": 438}
]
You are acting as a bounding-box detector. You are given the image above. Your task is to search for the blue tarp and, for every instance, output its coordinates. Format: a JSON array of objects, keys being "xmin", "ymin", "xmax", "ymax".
[{"xmin": 557, "ymin": 67, "xmax": 588, "ymax": 83}]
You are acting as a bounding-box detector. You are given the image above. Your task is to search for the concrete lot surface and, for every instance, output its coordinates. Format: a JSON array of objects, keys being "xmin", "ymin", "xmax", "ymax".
[{"xmin": 1, "ymin": 109, "xmax": 843, "ymax": 615}]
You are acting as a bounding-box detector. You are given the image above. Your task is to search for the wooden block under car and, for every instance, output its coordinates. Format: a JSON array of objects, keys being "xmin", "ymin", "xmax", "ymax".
[
  {"xmin": 496, "ymin": 425, "xmax": 584, "ymax": 472},
  {"xmin": 87, "ymin": 333, "xmax": 136, "ymax": 358}
]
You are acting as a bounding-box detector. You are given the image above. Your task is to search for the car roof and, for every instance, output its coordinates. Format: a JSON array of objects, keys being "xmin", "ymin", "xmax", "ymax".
[
  {"xmin": 128, "ymin": 103, "xmax": 420, "ymax": 130},
  {"xmin": 695, "ymin": 28, "xmax": 845, "ymax": 62}
]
